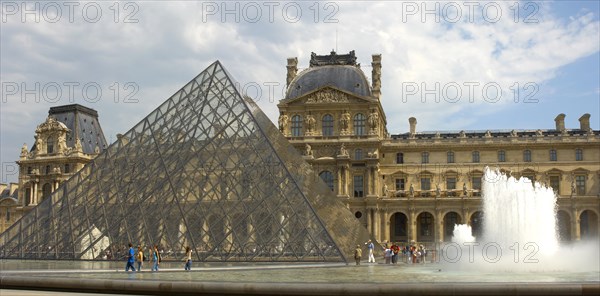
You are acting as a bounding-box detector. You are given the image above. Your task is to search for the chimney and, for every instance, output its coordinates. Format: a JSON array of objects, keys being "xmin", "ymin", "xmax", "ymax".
[
  {"xmin": 579, "ymin": 113, "xmax": 591, "ymax": 131},
  {"xmin": 409, "ymin": 117, "xmax": 417, "ymax": 135},
  {"xmin": 554, "ymin": 114, "xmax": 566, "ymax": 132},
  {"xmin": 286, "ymin": 57, "xmax": 298, "ymax": 87},
  {"xmin": 371, "ymin": 54, "xmax": 382, "ymax": 99}
]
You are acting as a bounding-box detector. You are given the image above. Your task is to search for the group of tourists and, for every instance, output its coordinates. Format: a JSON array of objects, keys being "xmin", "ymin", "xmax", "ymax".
[
  {"xmin": 353, "ymin": 240, "xmax": 428, "ymax": 265},
  {"xmin": 125, "ymin": 243, "xmax": 192, "ymax": 272},
  {"xmin": 382, "ymin": 242, "xmax": 427, "ymax": 264}
]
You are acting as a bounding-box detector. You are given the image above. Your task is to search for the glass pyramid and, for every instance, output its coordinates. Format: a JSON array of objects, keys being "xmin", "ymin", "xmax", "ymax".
[{"xmin": 0, "ymin": 61, "xmax": 371, "ymax": 262}]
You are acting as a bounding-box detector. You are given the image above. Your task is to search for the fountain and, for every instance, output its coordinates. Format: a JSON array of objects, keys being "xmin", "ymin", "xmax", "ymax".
[{"xmin": 447, "ymin": 167, "xmax": 598, "ymax": 272}]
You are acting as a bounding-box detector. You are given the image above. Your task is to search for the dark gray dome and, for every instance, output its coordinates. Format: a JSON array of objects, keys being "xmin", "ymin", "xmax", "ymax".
[{"xmin": 286, "ymin": 65, "xmax": 371, "ymax": 100}]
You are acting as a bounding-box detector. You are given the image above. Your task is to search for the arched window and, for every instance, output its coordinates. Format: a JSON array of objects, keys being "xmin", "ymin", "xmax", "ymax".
[
  {"xmin": 319, "ymin": 171, "xmax": 334, "ymax": 191},
  {"xmin": 523, "ymin": 150, "xmax": 532, "ymax": 162},
  {"xmin": 322, "ymin": 114, "xmax": 334, "ymax": 136},
  {"xmin": 355, "ymin": 149, "xmax": 363, "ymax": 160},
  {"xmin": 447, "ymin": 151, "xmax": 455, "ymax": 163},
  {"xmin": 353, "ymin": 113, "xmax": 365, "ymax": 136},
  {"xmin": 291, "ymin": 115, "xmax": 303, "ymax": 137}
]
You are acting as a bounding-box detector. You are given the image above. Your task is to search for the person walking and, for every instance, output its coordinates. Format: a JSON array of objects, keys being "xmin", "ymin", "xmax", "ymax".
[
  {"xmin": 136, "ymin": 246, "xmax": 144, "ymax": 271},
  {"xmin": 151, "ymin": 245, "xmax": 160, "ymax": 272},
  {"xmin": 390, "ymin": 243, "xmax": 399, "ymax": 264},
  {"xmin": 125, "ymin": 243, "xmax": 136, "ymax": 272},
  {"xmin": 383, "ymin": 244, "xmax": 392, "ymax": 264},
  {"xmin": 354, "ymin": 245, "xmax": 362, "ymax": 265},
  {"xmin": 184, "ymin": 246, "xmax": 192, "ymax": 271},
  {"xmin": 366, "ymin": 240, "xmax": 375, "ymax": 263}
]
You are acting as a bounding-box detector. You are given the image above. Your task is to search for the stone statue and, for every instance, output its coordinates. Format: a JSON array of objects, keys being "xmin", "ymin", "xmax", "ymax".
[
  {"xmin": 383, "ymin": 184, "xmax": 388, "ymax": 197},
  {"xmin": 571, "ymin": 178, "xmax": 576, "ymax": 195},
  {"xmin": 409, "ymin": 184, "xmax": 415, "ymax": 197},
  {"xmin": 339, "ymin": 143, "xmax": 348, "ymax": 156},
  {"xmin": 436, "ymin": 183, "xmax": 441, "ymax": 197},
  {"xmin": 511, "ymin": 130, "xmax": 518, "ymax": 137},
  {"xmin": 35, "ymin": 136, "xmax": 43, "ymax": 154},
  {"xmin": 536, "ymin": 129, "xmax": 543, "ymax": 136},
  {"xmin": 463, "ymin": 182, "xmax": 468, "ymax": 196},
  {"xmin": 459, "ymin": 130, "xmax": 466, "ymax": 138},
  {"xmin": 368, "ymin": 109, "xmax": 379, "ymax": 132},
  {"xmin": 305, "ymin": 114, "xmax": 316, "ymax": 134},
  {"xmin": 485, "ymin": 130, "xmax": 492, "ymax": 138},
  {"xmin": 340, "ymin": 111, "xmax": 350, "ymax": 133},
  {"xmin": 20, "ymin": 143, "xmax": 28, "ymax": 157},
  {"xmin": 74, "ymin": 138, "xmax": 83, "ymax": 152},
  {"xmin": 278, "ymin": 113, "xmax": 289, "ymax": 134},
  {"xmin": 304, "ymin": 143, "xmax": 313, "ymax": 156},
  {"xmin": 57, "ymin": 135, "xmax": 67, "ymax": 153}
]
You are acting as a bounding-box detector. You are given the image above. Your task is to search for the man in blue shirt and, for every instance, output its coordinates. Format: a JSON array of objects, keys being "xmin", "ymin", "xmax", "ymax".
[
  {"xmin": 366, "ymin": 240, "xmax": 375, "ymax": 263},
  {"xmin": 125, "ymin": 243, "xmax": 136, "ymax": 272}
]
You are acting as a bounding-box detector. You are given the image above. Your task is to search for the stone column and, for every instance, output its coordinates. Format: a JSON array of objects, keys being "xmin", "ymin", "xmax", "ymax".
[
  {"xmin": 366, "ymin": 208, "xmax": 372, "ymax": 235},
  {"xmin": 381, "ymin": 209, "xmax": 389, "ymax": 243},
  {"xmin": 32, "ymin": 181, "xmax": 38, "ymax": 205},
  {"xmin": 572, "ymin": 208, "xmax": 581, "ymax": 241},
  {"xmin": 437, "ymin": 211, "xmax": 444, "ymax": 243},
  {"xmin": 374, "ymin": 208, "xmax": 380, "ymax": 240},
  {"xmin": 410, "ymin": 210, "xmax": 417, "ymax": 242}
]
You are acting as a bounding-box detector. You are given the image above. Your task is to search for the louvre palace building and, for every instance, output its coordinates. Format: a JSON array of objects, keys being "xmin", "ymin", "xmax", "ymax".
[
  {"xmin": 1, "ymin": 51, "xmax": 599, "ymax": 250},
  {"xmin": 277, "ymin": 50, "xmax": 600, "ymax": 245}
]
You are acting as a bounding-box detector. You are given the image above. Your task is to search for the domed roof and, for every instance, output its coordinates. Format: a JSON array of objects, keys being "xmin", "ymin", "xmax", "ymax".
[{"xmin": 285, "ymin": 65, "xmax": 372, "ymax": 100}]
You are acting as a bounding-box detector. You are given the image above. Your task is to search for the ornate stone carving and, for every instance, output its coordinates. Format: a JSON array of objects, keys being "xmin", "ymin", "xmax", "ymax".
[
  {"xmin": 309, "ymin": 50, "xmax": 357, "ymax": 67},
  {"xmin": 20, "ymin": 143, "xmax": 28, "ymax": 158},
  {"xmin": 305, "ymin": 114, "xmax": 316, "ymax": 135},
  {"xmin": 304, "ymin": 143, "xmax": 313, "ymax": 157},
  {"xmin": 305, "ymin": 88, "xmax": 349, "ymax": 104},
  {"xmin": 278, "ymin": 113, "xmax": 289, "ymax": 134},
  {"xmin": 368, "ymin": 109, "xmax": 379, "ymax": 134},
  {"xmin": 340, "ymin": 111, "xmax": 350, "ymax": 134},
  {"xmin": 339, "ymin": 143, "xmax": 348, "ymax": 156}
]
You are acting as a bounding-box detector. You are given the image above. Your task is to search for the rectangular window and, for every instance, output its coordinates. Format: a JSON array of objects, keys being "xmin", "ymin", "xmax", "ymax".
[
  {"xmin": 421, "ymin": 178, "xmax": 431, "ymax": 190},
  {"xmin": 447, "ymin": 152, "xmax": 454, "ymax": 163},
  {"xmin": 550, "ymin": 149, "xmax": 557, "ymax": 161},
  {"xmin": 25, "ymin": 188, "xmax": 31, "ymax": 205},
  {"xmin": 395, "ymin": 178, "xmax": 405, "ymax": 191},
  {"xmin": 421, "ymin": 152, "xmax": 429, "ymax": 164},
  {"xmin": 576, "ymin": 175, "xmax": 586, "ymax": 195},
  {"xmin": 524, "ymin": 150, "xmax": 532, "ymax": 162},
  {"xmin": 549, "ymin": 176, "xmax": 560, "ymax": 193},
  {"xmin": 446, "ymin": 177, "xmax": 457, "ymax": 197},
  {"xmin": 353, "ymin": 175, "xmax": 364, "ymax": 198},
  {"xmin": 472, "ymin": 176, "xmax": 482, "ymax": 196},
  {"xmin": 396, "ymin": 153, "xmax": 404, "ymax": 164},
  {"xmin": 472, "ymin": 151, "xmax": 480, "ymax": 163},
  {"xmin": 64, "ymin": 164, "xmax": 70, "ymax": 174},
  {"xmin": 575, "ymin": 149, "xmax": 583, "ymax": 161},
  {"xmin": 27, "ymin": 167, "xmax": 33, "ymax": 174},
  {"xmin": 498, "ymin": 150, "xmax": 506, "ymax": 162}
]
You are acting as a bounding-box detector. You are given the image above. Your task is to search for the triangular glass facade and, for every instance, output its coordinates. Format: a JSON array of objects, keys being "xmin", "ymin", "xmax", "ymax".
[{"xmin": 0, "ymin": 61, "xmax": 371, "ymax": 262}]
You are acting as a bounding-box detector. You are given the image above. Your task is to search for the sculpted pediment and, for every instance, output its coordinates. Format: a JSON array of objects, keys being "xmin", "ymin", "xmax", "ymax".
[{"xmin": 284, "ymin": 87, "xmax": 373, "ymax": 106}]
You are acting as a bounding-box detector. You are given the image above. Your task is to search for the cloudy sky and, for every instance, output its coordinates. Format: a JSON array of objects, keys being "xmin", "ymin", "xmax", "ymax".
[{"xmin": 1, "ymin": 0, "xmax": 599, "ymax": 183}]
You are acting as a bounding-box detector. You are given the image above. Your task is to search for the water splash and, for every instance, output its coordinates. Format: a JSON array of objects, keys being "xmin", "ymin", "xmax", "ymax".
[{"xmin": 482, "ymin": 167, "xmax": 558, "ymax": 255}]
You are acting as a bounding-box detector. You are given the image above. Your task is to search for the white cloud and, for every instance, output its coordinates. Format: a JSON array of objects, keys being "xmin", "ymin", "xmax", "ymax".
[{"xmin": 1, "ymin": 0, "xmax": 598, "ymax": 182}]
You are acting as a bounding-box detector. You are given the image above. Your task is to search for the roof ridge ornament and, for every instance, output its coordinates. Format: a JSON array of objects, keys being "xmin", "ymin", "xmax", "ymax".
[{"xmin": 309, "ymin": 50, "xmax": 357, "ymax": 67}]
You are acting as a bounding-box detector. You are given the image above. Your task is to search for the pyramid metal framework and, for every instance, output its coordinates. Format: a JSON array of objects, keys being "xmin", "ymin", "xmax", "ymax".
[{"xmin": 0, "ymin": 61, "xmax": 371, "ymax": 262}]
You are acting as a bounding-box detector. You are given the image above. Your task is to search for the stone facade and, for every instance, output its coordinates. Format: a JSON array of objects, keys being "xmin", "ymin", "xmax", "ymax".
[
  {"xmin": 277, "ymin": 51, "xmax": 600, "ymax": 246},
  {"xmin": 0, "ymin": 104, "xmax": 107, "ymax": 233}
]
